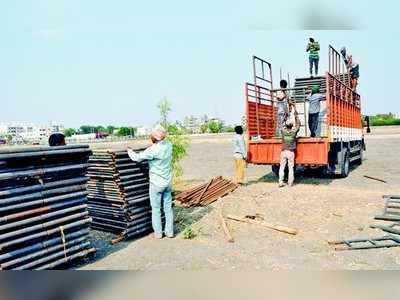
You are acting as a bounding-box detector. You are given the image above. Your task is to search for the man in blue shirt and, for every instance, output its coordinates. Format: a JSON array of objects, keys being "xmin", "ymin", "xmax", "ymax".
[
  {"xmin": 128, "ymin": 125, "xmax": 174, "ymax": 239},
  {"xmin": 306, "ymin": 85, "xmax": 326, "ymax": 137},
  {"xmin": 232, "ymin": 125, "xmax": 246, "ymax": 184}
]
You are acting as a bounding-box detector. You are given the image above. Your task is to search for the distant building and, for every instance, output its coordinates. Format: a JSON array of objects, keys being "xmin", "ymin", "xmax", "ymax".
[
  {"xmin": 137, "ymin": 126, "xmax": 151, "ymax": 137},
  {"xmin": 0, "ymin": 122, "xmax": 65, "ymax": 143},
  {"xmin": 183, "ymin": 115, "xmax": 202, "ymax": 134}
]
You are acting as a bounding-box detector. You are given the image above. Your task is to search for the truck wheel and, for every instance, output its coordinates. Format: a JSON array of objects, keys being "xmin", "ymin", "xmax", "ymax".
[
  {"xmin": 340, "ymin": 151, "xmax": 350, "ymax": 178},
  {"xmin": 272, "ymin": 165, "xmax": 279, "ymax": 177}
]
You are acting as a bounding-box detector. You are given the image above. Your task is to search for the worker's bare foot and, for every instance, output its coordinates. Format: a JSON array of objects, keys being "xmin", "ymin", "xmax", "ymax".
[{"xmin": 278, "ymin": 183, "xmax": 285, "ymax": 188}]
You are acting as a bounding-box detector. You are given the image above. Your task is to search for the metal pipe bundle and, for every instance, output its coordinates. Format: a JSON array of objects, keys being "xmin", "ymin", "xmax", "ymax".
[
  {"xmin": 175, "ymin": 176, "xmax": 238, "ymax": 207},
  {"xmin": 0, "ymin": 145, "xmax": 95, "ymax": 270},
  {"xmin": 87, "ymin": 149, "xmax": 153, "ymax": 242}
]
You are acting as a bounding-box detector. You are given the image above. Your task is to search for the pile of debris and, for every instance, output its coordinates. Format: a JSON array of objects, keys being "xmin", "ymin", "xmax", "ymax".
[
  {"xmin": 375, "ymin": 195, "xmax": 400, "ymax": 221},
  {"xmin": 0, "ymin": 145, "xmax": 95, "ymax": 270},
  {"xmin": 330, "ymin": 194, "xmax": 400, "ymax": 250},
  {"xmin": 87, "ymin": 149, "xmax": 153, "ymax": 243},
  {"xmin": 175, "ymin": 176, "xmax": 238, "ymax": 207}
]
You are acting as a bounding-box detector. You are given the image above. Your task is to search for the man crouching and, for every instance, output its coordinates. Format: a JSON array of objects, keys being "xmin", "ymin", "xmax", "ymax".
[{"xmin": 279, "ymin": 109, "xmax": 300, "ymax": 187}]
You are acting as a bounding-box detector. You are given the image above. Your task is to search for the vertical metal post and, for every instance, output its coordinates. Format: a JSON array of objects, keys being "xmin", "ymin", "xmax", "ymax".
[
  {"xmin": 304, "ymin": 89, "xmax": 308, "ymax": 137},
  {"xmin": 269, "ymin": 63, "xmax": 274, "ymax": 137},
  {"xmin": 252, "ymin": 57, "xmax": 260, "ymax": 137}
]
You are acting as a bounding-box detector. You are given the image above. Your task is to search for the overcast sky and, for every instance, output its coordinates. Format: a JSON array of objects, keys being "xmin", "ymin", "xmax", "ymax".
[{"xmin": 1, "ymin": 1, "xmax": 399, "ymax": 128}]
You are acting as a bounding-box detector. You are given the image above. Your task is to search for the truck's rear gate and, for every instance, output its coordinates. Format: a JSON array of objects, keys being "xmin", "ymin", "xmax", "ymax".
[{"xmin": 248, "ymin": 138, "xmax": 329, "ymax": 165}]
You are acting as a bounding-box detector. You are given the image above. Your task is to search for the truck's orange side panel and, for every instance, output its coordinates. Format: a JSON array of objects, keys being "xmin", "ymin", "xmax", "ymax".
[
  {"xmin": 247, "ymin": 138, "xmax": 329, "ymax": 165},
  {"xmin": 247, "ymin": 101, "xmax": 276, "ymax": 139}
]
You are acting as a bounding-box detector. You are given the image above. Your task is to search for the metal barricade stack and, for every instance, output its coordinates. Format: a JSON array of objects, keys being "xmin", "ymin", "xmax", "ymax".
[{"xmin": 0, "ymin": 145, "xmax": 95, "ymax": 270}]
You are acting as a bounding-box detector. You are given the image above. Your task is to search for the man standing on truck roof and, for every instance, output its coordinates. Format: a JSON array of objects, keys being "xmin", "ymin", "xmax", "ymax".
[
  {"xmin": 279, "ymin": 109, "xmax": 300, "ymax": 188},
  {"xmin": 306, "ymin": 85, "xmax": 326, "ymax": 137},
  {"xmin": 306, "ymin": 37, "xmax": 320, "ymax": 77}
]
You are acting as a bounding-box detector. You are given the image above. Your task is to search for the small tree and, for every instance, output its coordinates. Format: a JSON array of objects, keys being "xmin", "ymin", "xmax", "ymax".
[
  {"xmin": 106, "ymin": 125, "xmax": 116, "ymax": 134},
  {"xmin": 157, "ymin": 98, "xmax": 189, "ymax": 184},
  {"xmin": 64, "ymin": 128, "xmax": 77, "ymax": 137},
  {"xmin": 208, "ymin": 120, "xmax": 223, "ymax": 133},
  {"xmin": 200, "ymin": 123, "xmax": 208, "ymax": 134},
  {"xmin": 158, "ymin": 97, "xmax": 172, "ymax": 128},
  {"xmin": 117, "ymin": 127, "xmax": 136, "ymax": 137}
]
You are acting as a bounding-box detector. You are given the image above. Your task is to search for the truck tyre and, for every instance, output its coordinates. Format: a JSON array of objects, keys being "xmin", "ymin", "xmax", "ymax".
[
  {"xmin": 340, "ymin": 150, "xmax": 350, "ymax": 178},
  {"xmin": 355, "ymin": 149, "xmax": 363, "ymax": 165},
  {"xmin": 272, "ymin": 165, "xmax": 279, "ymax": 177}
]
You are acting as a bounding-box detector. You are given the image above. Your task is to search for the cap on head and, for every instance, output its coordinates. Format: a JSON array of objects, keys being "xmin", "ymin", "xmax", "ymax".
[
  {"xmin": 150, "ymin": 124, "xmax": 167, "ymax": 141},
  {"xmin": 310, "ymin": 37, "xmax": 314, "ymax": 42},
  {"xmin": 311, "ymin": 85, "xmax": 320, "ymax": 94}
]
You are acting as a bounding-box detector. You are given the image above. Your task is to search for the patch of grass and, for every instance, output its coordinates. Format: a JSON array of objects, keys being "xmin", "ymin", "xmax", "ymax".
[
  {"xmin": 370, "ymin": 116, "xmax": 400, "ymax": 126},
  {"xmin": 182, "ymin": 226, "xmax": 196, "ymax": 239}
]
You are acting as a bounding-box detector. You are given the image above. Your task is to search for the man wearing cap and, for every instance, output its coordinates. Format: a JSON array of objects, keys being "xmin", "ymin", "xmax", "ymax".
[
  {"xmin": 306, "ymin": 85, "xmax": 326, "ymax": 137},
  {"xmin": 279, "ymin": 109, "xmax": 301, "ymax": 187},
  {"xmin": 127, "ymin": 125, "xmax": 174, "ymax": 239}
]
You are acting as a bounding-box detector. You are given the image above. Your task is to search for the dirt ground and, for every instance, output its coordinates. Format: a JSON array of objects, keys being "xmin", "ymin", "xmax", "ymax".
[{"xmin": 81, "ymin": 126, "xmax": 400, "ymax": 270}]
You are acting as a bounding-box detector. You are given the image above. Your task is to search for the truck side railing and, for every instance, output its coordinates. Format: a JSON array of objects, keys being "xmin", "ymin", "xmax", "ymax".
[
  {"xmin": 326, "ymin": 72, "xmax": 362, "ymax": 139},
  {"xmin": 246, "ymin": 83, "xmax": 318, "ymax": 139}
]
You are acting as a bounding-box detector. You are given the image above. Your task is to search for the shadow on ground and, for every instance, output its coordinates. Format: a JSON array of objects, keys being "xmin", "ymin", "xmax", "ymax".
[
  {"xmin": 68, "ymin": 203, "xmax": 214, "ymax": 269},
  {"xmin": 174, "ymin": 205, "xmax": 214, "ymax": 234},
  {"xmin": 246, "ymin": 163, "xmax": 364, "ymax": 187},
  {"xmin": 67, "ymin": 229, "xmax": 139, "ymax": 269}
]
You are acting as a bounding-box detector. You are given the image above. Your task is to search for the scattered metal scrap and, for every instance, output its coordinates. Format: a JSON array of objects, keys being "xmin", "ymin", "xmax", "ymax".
[
  {"xmin": 175, "ymin": 176, "xmax": 238, "ymax": 207},
  {"xmin": 330, "ymin": 195, "xmax": 400, "ymax": 251},
  {"xmin": 226, "ymin": 214, "xmax": 298, "ymax": 235},
  {"xmin": 328, "ymin": 235, "xmax": 400, "ymax": 251},
  {"xmin": 363, "ymin": 175, "xmax": 387, "ymax": 183},
  {"xmin": 375, "ymin": 195, "xmax": 400, "ymax": 222}
]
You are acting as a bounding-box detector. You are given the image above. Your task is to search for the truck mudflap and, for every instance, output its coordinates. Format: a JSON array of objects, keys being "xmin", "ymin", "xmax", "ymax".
[{"xmin": 247, "ymin": 137, "xmax": 329, "ymax": 165}]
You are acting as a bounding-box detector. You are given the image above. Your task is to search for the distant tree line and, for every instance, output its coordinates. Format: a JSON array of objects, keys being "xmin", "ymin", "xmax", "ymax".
[
  {"xmin": 370, "ymin": 113, "xmax": 400, "ymax": 126},
  {"xmin": 64, "ymin": 125, "xmax": 137, "ymax": 137},
  {"xmin": 63, "ymin": 119, "xmax": 237, "ymax": 138}
]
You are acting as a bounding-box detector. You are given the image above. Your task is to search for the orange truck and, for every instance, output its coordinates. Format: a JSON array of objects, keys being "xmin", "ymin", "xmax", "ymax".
[{"xmin": 245, "ymin": 46, "xmax": 365, "ymax": 177}]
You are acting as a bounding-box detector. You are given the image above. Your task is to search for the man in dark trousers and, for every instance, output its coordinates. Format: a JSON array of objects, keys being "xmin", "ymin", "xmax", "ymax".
[
  {"xmin": 306, "ymin": 85, "xmax": 325, "ymax": 137},
  {"xmin": 306, "ymin": 37, "xmax": 320, "ymax": 77}
]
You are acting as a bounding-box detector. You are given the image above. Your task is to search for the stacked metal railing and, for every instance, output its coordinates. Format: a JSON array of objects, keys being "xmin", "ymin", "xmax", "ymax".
[
  {"xmin": 0, "ymin": 145, "xmax": 95, "ymax": 270},
  {"xmin": 87, "ymin": 149, "xmax": 153, "ymax": 243}
]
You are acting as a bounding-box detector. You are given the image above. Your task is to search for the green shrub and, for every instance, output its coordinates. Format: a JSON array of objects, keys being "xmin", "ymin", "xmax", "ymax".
[
  {"xmin": 182, "ymin": 226, "xmax": 196, "ymax": 239},
  {"xmin": 370, "ymin": 116, "xmax": 400, "ymax": 126}
]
